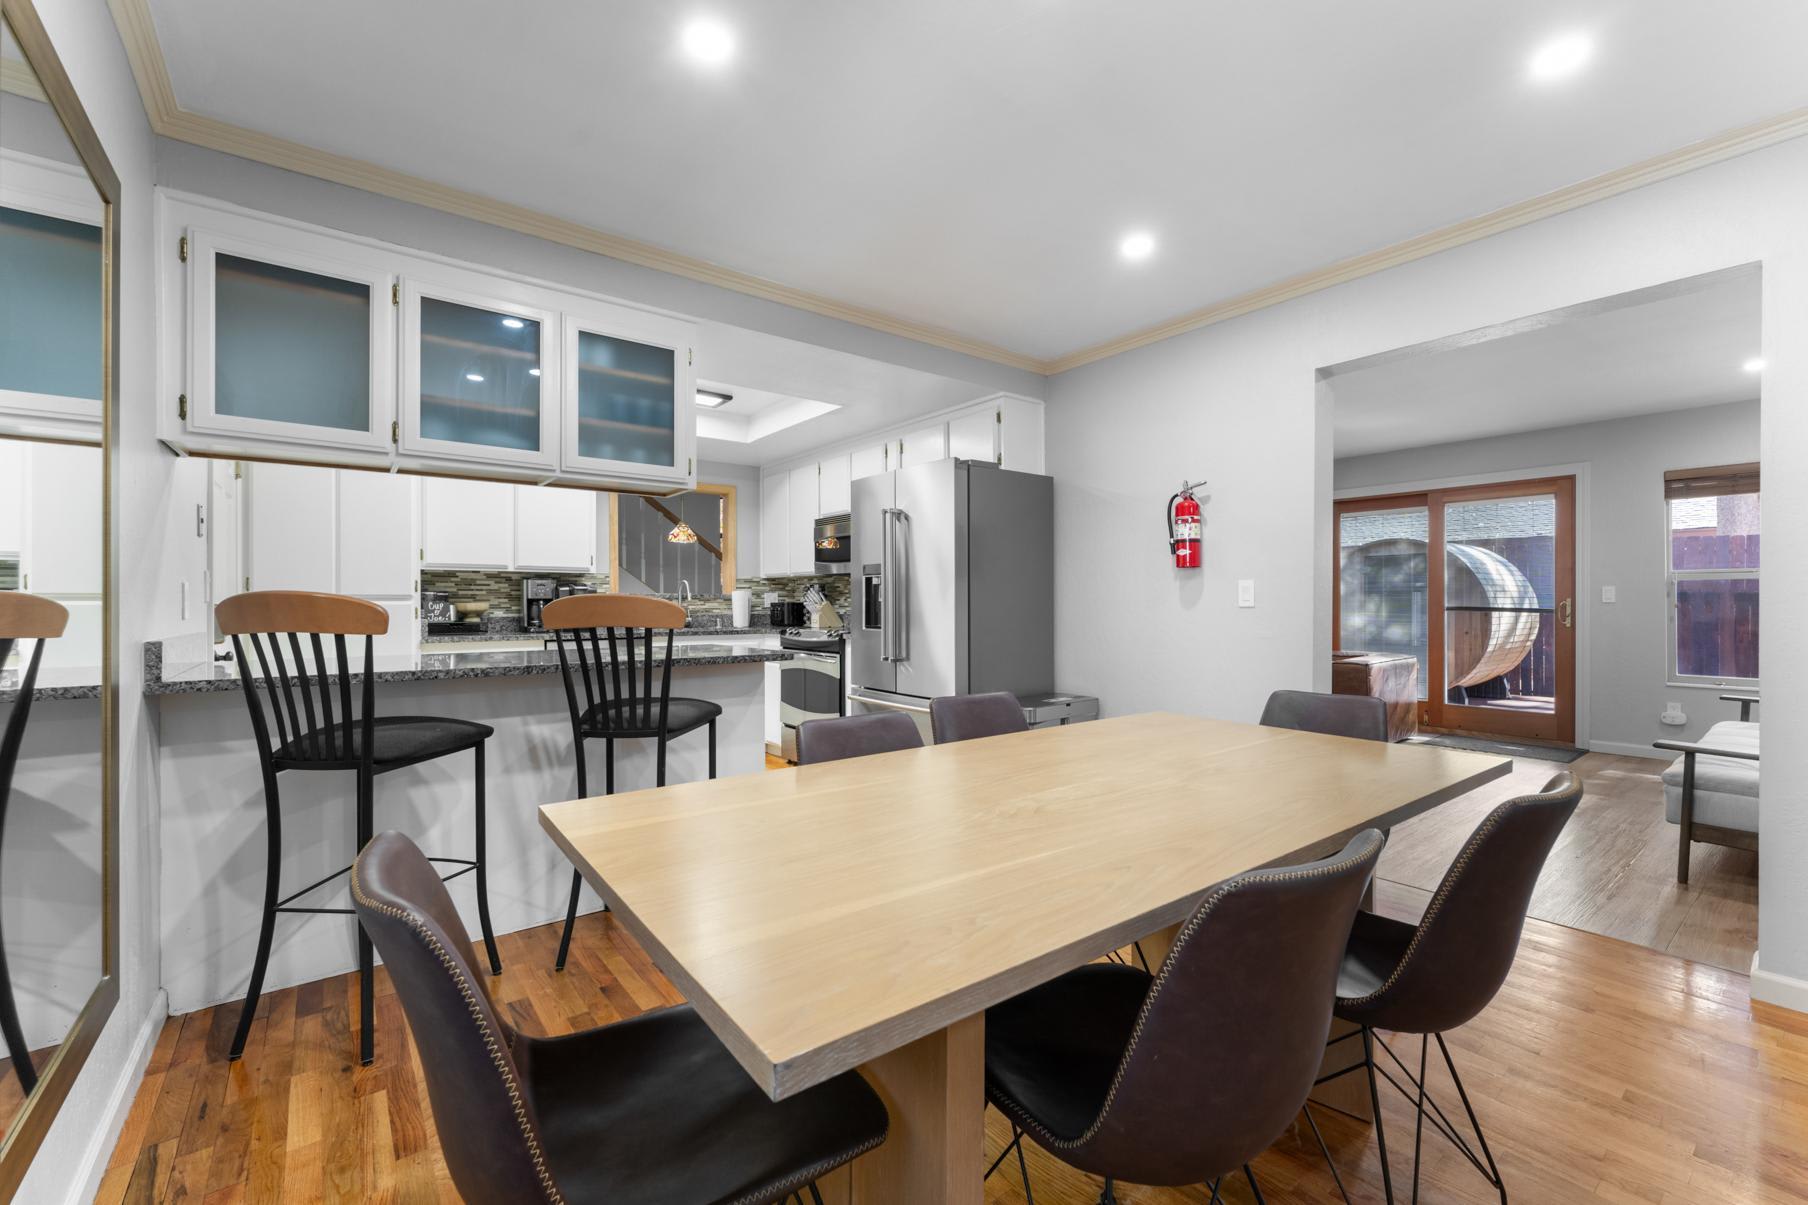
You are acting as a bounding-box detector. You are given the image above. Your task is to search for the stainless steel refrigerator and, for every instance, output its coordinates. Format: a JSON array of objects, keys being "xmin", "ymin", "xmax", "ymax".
[{"xmin": 849, "ymin": 459, "xmax": 1054, "ymax": 725}]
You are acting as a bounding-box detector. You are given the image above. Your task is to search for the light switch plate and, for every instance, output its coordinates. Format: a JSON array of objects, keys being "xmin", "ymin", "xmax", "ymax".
[
  {"xmin": 1601, "ymin": 586, "xmax": 1617, "ymax": 603},
  {"xmin": 1237, "ymin": 579, "xmax": 1256, "ymax": 608}
]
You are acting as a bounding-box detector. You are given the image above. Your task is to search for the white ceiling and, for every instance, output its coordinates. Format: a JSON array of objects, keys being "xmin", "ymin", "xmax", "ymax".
[
  {"xmin": 142, "ymin": 1, "xmax": 1808, "ymax": 365},
  {"xmin": 1327, "ymin": 270, "xmax": 1760, "ymax": 458},
  {"xmin": 693, "ymin": 321, "xmax": 988, "ymax": 466}
]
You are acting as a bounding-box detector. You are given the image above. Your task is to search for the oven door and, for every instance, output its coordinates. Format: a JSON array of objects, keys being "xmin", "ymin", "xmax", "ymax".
[
  {"xmin": 813, "ymin": 512, "xmax": 852, "ymax": 573},
  {"xmin": 779, "ymin": 651, "xmax": 844, "ymax": 758}
]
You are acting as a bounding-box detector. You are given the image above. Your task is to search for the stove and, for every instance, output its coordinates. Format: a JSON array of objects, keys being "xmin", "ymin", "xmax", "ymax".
[{"xmin": 778, "ymin": 629, "xmax": 846, "ymax": 761}]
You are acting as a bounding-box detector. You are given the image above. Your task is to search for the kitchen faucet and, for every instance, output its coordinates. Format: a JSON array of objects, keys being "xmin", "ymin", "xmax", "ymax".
[{"xmin": 680, "ymin": 579, "xmax": 691, "ymax": 605}]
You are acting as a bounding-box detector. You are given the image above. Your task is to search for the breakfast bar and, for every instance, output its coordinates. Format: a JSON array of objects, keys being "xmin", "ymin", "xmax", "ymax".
[{"xmin": 145, "ymin": 635, "xmax": 791, "ymax": 1017}]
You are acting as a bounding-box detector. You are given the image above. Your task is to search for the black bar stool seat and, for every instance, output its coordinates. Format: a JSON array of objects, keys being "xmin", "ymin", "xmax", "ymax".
[
  {"xmin": 273, "ymin": 714, "xmax": 492, "ymax": 770},
  {"xmin": 578, "ymin": 697, "xmax": 721, "ymax": 740}
]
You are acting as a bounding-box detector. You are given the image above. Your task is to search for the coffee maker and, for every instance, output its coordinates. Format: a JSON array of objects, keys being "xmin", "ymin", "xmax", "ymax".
[{"xmin": 522, "ymin": 577, "xmax": 558, "ymax": 631}]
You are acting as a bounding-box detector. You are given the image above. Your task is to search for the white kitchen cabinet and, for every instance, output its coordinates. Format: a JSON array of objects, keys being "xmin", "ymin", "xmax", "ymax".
[
  {"xmin": 337, "ymin": 470, "xmax": 418, "ymax": 596},
  {"xmin": 1, "ymin": 153, "xmax": 105, "ymax": 435},
  {"xmin": 19, "ymin": 443, "xmax": 103, "ymax": 595},
  {"xmin": 850, "ymin": 442, "xmax": 887, "ymax": 482},
  {"xmin": 788, "ymin": 465, "xmax": 817, "ymax": 573},
  {"xmin": 560, "ymin": 305, "xmax": 696, "ymax": 487},
  {"xmin": 996, "ymin": 395, "xmax": 1046, "ymax": 473},
  {"xmin": 373, "ymin": 598, "xmax": 417, "ymax": 658},
  {"xmin": 759, "ymin": 471, "xmax": 790, "ymax": 578},
  {"xmin": 0, "ymin": 441, "xmax": 24, "ymax": 555},
  {"xmin": 38, "ymin": 599, "xmax": 102, "ymax": 669},
  {"xmin": 514, "ymin": 485, "xmax": 597, "ymax": 572},
  {"xmin": 947, "ymin": 407, "xmax": 997, "ymax": 464},
  {"xmin": 817, "ymin": 455, "xmax": 852, "ymax": 516},
  {"xmin": 421, "ymin": 478, "xmax": 515, "ymax": 568},
  {"xmin": 244, "ymin": 462, "xmax": 337, "ymax": 593},
  {"xmin": 764, "ymin": 660, "xmax": 783, "ymax": 754},
  {"xmin": 899, "ymin": 423, "xmax": 947, "ymax": 468}
]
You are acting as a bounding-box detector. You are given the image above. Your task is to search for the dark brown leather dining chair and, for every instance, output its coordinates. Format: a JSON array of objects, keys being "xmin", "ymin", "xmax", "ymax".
[
  {"xmin": 1325, "ymin": 770, "xmax": 1582, "ymax": 1204},
  {"xmin": 352, "ymin": 830, "xmax": 889, "ymax": 1205},
  {"xmin": 1260, "ymin": 688, "xmax": 1389, "ymax": 742},
  {"xmin": 929, "ymin": 691, "xmax": 1028, "ymax": 743},
  {"xmin": 794, "ymin": 710, "xmax": 922, "ymax": 765},
  {"xmin": 982, "ymin": 829, "xmax": 1384, "ymax": 1203}
]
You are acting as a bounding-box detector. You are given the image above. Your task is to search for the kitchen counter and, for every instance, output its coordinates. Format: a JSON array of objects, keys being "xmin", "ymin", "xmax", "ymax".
[
  {"xmin": 144, "ymin": 638, "xmax": 789, "ymax": 696},
  {"xmin": 0, "ymin": 664, "xmax": 104, "ymax": 704},
  {"xmin": 419, "ymin": 623, "xmax": 781, "ymax": 645}
]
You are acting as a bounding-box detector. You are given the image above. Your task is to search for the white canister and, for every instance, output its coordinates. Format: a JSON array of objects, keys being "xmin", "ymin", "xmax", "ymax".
[{"xmin": 731, "ymin": 587, "xmax": 751, "ymax": 628}]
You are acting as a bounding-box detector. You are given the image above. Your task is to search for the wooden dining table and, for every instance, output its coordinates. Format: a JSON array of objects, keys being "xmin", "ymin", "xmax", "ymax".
[{"xmin": 539, "ymin": 711, "xmax": 1510, "ymax": 1202}]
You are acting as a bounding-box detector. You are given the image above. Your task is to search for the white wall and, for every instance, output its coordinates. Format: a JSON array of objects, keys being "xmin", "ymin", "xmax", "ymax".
[
  {"xmin": 1046, "ymin": 135, "xmax": 1808, "ymax": 1012},
  {"xmin": 16, "ymin": 1, "xmax": 166, "ymax": 1201},
  {"xmin": 1335, "ymin": 400, "xmax": 1760, "ymax": 756}
]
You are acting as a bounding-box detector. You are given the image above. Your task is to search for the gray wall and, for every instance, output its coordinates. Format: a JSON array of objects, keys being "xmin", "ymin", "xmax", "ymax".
[
  {"xmin": 155, "ymin": 140, "xmax": 1046, "ymax": 402},
  {"xmin": 1335, "ymin": 400, "xmax": 1759, "ymax": 754}
]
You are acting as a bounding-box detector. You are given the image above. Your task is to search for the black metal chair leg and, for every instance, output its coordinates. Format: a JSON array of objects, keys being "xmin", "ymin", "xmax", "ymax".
[
  {"xmin": 1096, "ymin": 1174, "xmax": 1115, "ymax": 1203},
  {"xmin": 357, "ymin": 764, "xmax": 375, "ymax": 1066},
  {"xmin": 555, "ymin": 870, "xmax": 583, "ymax": 972},
  {"xmin": 1244, "ymin": 1164, "xmax": 1267, "ymax": 1205},
  {"xmin": 1436, "ymin": 1032, "xmax": 1508, "ymax": 1204},
  {"xmin": 807, "ymin": 1185, "xmax": 824, "ymax": 1205},
  {"xmin": 1015, "ymin": 1125, "xmax": 1036, "ymax": 1205},
  {"xmin": 229, "ymin": 770, "xmax": 283, "ymax": 1061},
  {"xmin": 1363, "ymin": 1025, "xmax": 1397, "ymax": 1205},
  {"xmin": 1207, "ymin": 1177, "xmax": 1223, "ymax": 1205},
  {"xmin": 656, "ymin": 732, "xmax": 668, "ymax": 787},
  {"xmin": 472, "ymin": 742, "xmax": 500, "ymax": 976},
  {"xmin": 1410, "ymin": 1033, "xmax": 1429, "ymax": 1205},
  {"xmin": 708, "ymin": 718, "xmax": 717, "ymax": 779},
  {"xmin": 1302, "ymin": 1103, "xmax": 1353, "ymax": 1205},
  {"xmin": 0, "ymin": 931, "xmax": 34, "ymax": 1095}
]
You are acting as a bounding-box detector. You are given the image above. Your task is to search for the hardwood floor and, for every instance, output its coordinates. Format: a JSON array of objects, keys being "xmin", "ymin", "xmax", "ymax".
[
  {"xmin": 98, "ymin": 893, "xmax": 1808, "ymax": 1204},
  {"xmin": 1377, "ymin": 750, "xmax": 1758, "ymax": 973}
]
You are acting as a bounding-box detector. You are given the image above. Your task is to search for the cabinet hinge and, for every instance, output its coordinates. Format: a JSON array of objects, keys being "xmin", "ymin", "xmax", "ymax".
[
  {"xmin": 688, "ymin": 347, "xmax": 693, "ymax": 366},
  {"xmin": 178, "ymin": 235, "xmax": 188, "ymax": 263},
  {"xmin": 243, "ymin": 576, "xmax": 250, "ymax": 592},
  {"xmin": 997, "ymin": 451, "xmax": 1003, "ymax": 465},
  {"xmin": 688, "ymin": 456, "xmax": 693, "ymax": 475},
  {"xmin": 996, "ymin": 409, "xmax": 1002, "ymax": 424},
  {"xmin": 391, "ymin": 420, "xmax": 399, "ymax": 445},
  {"xmin": 391, "ymin": 283, "xmax": 399, "ymax": 306},
  {"xmin": 177, "ymin": 393, "xmax": 188, "ymax": 420}
]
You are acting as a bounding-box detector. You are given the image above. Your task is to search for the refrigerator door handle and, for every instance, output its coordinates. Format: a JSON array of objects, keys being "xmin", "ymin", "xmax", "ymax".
[
  {"xmin": 890, "ymin": 507, "xmax": 910, "ymax": 664},
  {"xmin": 880, "ymin": 508, "xmax": 896, "ymax": 662}
]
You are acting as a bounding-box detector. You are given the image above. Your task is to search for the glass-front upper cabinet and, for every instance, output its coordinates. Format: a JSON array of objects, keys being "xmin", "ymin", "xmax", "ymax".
[
  {"xmin": 560, "ymin": 303, "xmax": 694, "ymax": 484},
  {"xmin": 185, "ymin": 228, "xmax": 395, "ymax": 451},
  {"xmin": 0, "ymin": 151, "xmax": 104, "ymax": 430},
  {"xmin": 401, "ymin": 278, "xmax": 559, "ymax": 469}
]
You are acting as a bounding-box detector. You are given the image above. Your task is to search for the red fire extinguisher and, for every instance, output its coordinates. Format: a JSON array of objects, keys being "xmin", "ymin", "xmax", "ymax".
[{"xmin": 1168, "ymin": 480, "xmax": 1205, "ymax": 569}]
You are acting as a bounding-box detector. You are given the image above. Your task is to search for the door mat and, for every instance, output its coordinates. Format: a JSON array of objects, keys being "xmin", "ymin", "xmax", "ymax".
[{"xmin": 1407, "ymin": 734, "xmax": 1587, "ymax": 763}]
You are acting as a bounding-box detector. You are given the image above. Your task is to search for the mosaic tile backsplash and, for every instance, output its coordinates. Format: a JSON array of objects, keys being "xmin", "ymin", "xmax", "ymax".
[{"xmin": 421, "ymin": 569, "xmax": 851, "ymax": 624}]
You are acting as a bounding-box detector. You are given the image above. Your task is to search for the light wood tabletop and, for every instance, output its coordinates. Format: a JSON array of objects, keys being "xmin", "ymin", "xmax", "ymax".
[{"xmin": 539, "ymin": 711, "xmax": 1509, "ymax": 1203}]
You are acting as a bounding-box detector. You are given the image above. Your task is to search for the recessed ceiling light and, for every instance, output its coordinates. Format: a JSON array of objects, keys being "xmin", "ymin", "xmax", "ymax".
[
  {"xmin": 696, "ymin": 389, "xmax": 734, "ymax": 408},
  {"xmin": 681, "ymin": 18, "xmax": 735, "ymax": 66},
  {"xmin": 465, "ymin": 372, "xmax": 484, "ymax": 383},
  {"xmin": 501, "ymin": 317, "xmax": 525, "ymax": 329},
  {"xmin": 1528, "ymin": 32, "xmax": 1593, "ymax": 82},
  {"xmin": 528, "ymin": 367, "xmax": 542, "ymax": 377},
  {"xmin": 1119, "ymin": 231, "xmax": 1156, "ymax": 262},
  {"xmin": 1743, "ymin": 357, "xmax": 1766, "ymax": 374}
]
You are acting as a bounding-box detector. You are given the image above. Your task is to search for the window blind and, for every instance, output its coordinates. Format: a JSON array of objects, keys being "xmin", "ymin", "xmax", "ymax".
[{"xmin": 1664, "ymin": 462, "xmax": 1759, "ymax": 500}]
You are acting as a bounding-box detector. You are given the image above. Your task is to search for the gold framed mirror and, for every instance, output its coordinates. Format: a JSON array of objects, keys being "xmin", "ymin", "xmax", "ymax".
[{"xmin": 0, "ymin": 0, "xmax": 120, "ymax": 1193}]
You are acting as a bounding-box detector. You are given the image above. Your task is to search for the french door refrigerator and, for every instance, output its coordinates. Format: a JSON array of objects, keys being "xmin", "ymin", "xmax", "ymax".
[{"xmin": 848, "ymin": 459, "xmax": 1054, "ymax": 728}]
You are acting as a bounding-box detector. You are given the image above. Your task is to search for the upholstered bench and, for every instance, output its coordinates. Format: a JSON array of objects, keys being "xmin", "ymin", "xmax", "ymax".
[{"xmin": 1655, "ymin": 695, "xmax": 1759, "ymax": 884}]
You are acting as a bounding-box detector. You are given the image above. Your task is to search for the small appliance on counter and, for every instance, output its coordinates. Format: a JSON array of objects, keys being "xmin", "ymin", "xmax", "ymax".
[
  {"xmin": 778, "ymin": 627, "xmax": 847, "ymax": 763},
  {"xmin": 522, "ymin": 577, "xmax": 558, "ymax": 631},
  {"xmin": 768, "ymin": 600, "xmax": 807, "ymax": 627}
]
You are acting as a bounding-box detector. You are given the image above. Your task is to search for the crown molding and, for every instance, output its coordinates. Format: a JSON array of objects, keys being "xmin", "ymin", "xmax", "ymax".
[
  {"xmin": 0, "ymin": 56, "xmax": 47, "ymax": 101},
  {"xmin": 1046, "ymin": 104, "xmax": 1808, "ymax": 374},
  {"xmin": 107, "ymin": 0, "xmax": 1808, "ymax": 380}
]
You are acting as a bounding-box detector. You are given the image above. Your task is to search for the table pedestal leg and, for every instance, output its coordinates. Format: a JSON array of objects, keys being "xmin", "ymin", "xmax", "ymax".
[{"xmin": 848, "ymin": 1014, "xmax": 985, "ymax": 1204}]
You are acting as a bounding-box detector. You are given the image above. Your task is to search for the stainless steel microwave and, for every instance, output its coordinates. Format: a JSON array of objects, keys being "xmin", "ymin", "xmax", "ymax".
[{"xmin": 813, "ymin": 512, "xmax": 851, "ymax": 574}]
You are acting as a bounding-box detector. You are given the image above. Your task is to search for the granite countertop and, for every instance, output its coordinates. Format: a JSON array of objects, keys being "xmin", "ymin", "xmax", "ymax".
[
  {"xmin": 420, "ymin": 623, "xmax": 782, "ymax": 645},
  {"xmin": 0, "ymin": 664, "xmax": 104, "ymax": 704},
  {"xmin": 144, "ymin": 637, "xmax": 790, "ymax": 696}
]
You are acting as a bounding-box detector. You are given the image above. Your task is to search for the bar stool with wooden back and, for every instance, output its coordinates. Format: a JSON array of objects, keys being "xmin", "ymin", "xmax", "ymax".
[
  {"xmin": 0, "ymin": 593, "xmax": 68, "ymax": 1096},
  {"xmin": 216, "ymin": 590, "xmax": 500, "ymax": 1065},
  {"xmin": 543, "ymin": 594, "xmax": 721, "ymax": 971}
]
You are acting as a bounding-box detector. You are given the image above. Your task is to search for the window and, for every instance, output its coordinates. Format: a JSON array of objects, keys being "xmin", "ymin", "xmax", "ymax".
[{"xmin": 1665, "ymin": 463, "xmax": 1759, "ymax": 686}]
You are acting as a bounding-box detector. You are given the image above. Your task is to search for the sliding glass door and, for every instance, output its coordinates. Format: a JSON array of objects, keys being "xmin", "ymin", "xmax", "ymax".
[{"xmin": 1336, "ymin": 476, "xmax": 1575, "ymax": 743}]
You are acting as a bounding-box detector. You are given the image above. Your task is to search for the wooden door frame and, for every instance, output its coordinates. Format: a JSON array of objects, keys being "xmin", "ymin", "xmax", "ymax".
[{"xmin": 1334, "ymin": 474, "xmax": 1576, "ymax": 744}]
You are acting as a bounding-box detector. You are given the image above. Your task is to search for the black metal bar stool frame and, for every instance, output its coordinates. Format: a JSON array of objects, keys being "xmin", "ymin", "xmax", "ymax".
[
  {"xmin": 546, "ymin": 596, "xmax": 719, "ymax": 971},
  {"xmin": 222, "ymin": 595, "xmax": 498, "ymax": 1066}
]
